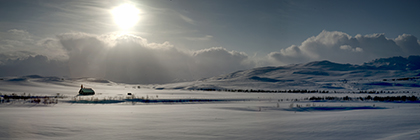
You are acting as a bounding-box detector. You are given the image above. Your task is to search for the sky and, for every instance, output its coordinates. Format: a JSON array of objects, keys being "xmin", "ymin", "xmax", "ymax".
[{"xmin": 0, "ymin": 0, "xmax": 420, "ymax": 84}]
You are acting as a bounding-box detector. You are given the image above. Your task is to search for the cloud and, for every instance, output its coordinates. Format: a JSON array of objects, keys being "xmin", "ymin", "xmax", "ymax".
[
  {"xmin": 185, "ymin": 35, "xmax": 213, "ymax": 41},
  {"xmin": 55, "ymin": 32, "xmax": 109, "ymax": 78},
  {"xmin": 269, "ymin": 30, "xmax": 420, "ymax": 64},
  {"xmin": 179, "ymin": 14, "xmax": 196, "ymax": 25},
  {"xmin": 101, "ymin": 39, "xmax": 253, "ymax": 83},
  {"xmin": 0, "ymin": 55, "xmax": 69, "ymax": 77},
  {"xmin": 0, "ymin": 29, "xmax": 68, "ymax": 63},
  {"xmin": 268, "ymin": 45, "xmax": 310, "ymax": 64},
  {"xmin": 2, "ymin": 29, "xmax": 419, "ymax": 84},
  {"xmin": 394, "ymin": 34, "xmax": 420, "ymax": 55},
  {"xmin": 340, "ymin": 45, "xmax": 362, "ymax": 52},
  {"xmin": 192, "ymin": 47, "xmax": 254, "ymax": 78},
  {"xmin": 0, "ymin": 31, "xmax": 254, "ymax": 84}
]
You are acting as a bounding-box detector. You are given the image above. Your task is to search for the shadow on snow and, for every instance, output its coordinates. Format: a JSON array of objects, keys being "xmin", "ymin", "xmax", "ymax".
[{"xmin": 282, "ymin": 106, "xmax": 387, "ymax": 112}]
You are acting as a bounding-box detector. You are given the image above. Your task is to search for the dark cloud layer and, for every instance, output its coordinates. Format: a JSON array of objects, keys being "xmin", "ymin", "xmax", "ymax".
[{"xmin": 0, "ymin": 55, "xmax": 68, "ymax": 77}]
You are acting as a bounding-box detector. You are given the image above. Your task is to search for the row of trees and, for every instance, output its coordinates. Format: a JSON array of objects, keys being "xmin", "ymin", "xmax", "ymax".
[
  {"xmin": 194, "ymin": 88, "xmax": 329, "ymax": 93},
  {"xmin": 383, "ymin": 77, "xmax": 420, "ymax": 81},
  {"xmin": 0, "ymin": 93, "xmax": 64, "ymax": 104},
  {"xmin": 308, "ymin": 95, "xmax": 419, "ymax": 102},
  {"xmin": 192, "ymin": 88, "xmax": 414, "ymax": 94}
]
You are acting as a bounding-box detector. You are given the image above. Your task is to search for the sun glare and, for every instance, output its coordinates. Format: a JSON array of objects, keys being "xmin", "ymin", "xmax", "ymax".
[{"xmin": 112, "ymin": 4, "xmax": 140, "ymax": 30}]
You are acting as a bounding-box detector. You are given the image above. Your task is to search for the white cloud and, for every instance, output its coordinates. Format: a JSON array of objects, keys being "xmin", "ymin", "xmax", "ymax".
[
  {"xmin": 0, "ymin": 29, "xmax": 67, "ymax": 62},
  {"xmin": 179, "ymin": 14, "xmax": 196, "ymax": 25},
  {"xmin": 269, "ymin": 30, "xmax": 420, "ymax": 64},
  {"xmin": 394, "ymin": 34, "xmax": 420, "ymax": 55},
  {"xmin": 7, "ymin": 29, "xmax": 33, "ymax": 42},
  {"xmin": 339, "ymin": 45, "xmax": 352, "ymax": 50},
  {"xmin": 340, "ymin": 45, "xmax": 363, "ymax": 52},
  {"xmin": 268, "ymin": 45, "xmax": 309, "ymax": 64},
  {"xmin": 185, "ymin": 35, "xmax": 213, "ymax": 41}
]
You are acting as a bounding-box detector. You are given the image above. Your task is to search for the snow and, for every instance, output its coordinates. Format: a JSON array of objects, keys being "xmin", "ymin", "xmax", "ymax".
[
  {"xmin": 1, "ymin": 78, "xmax": 420, "ymax": 140},
  {"xmin": 1, "ymin": 99, "xmax": 420, "ymax": 139},
  {"xmin": 1, "ymin": 56, "xmax": 420, "ymax": 139}
]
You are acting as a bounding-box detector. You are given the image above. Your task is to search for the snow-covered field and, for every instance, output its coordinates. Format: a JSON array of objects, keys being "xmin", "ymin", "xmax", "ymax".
[{"xmin": 1, "ymin": 77, "xmax": 420, "ymax": 140}]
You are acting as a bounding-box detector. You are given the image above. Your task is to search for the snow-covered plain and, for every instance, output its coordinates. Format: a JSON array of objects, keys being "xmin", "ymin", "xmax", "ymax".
[{"xmin": 1, "ymin": 76, "xmax": 420, "ymax": 140}]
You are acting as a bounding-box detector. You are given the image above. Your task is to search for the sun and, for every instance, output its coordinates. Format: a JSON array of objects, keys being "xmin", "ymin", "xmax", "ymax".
[{"xmin": 111, "ymin": 4, "xmax": 140, "ymax": 30}]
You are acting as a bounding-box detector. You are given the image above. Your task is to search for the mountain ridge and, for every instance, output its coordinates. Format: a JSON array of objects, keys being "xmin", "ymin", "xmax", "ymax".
[
  {"xmin": 159, "ymin": 55, "xmax": 420, "ymax": 91},
  {"xmin": 205, "ymin": 55, "xmax": 420, "ymax": 81}
]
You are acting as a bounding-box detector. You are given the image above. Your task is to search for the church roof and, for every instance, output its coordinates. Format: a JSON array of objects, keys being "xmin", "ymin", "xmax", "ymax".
[{"xmin": 80, "ymin": 88, "xmax": 94, "ymax": 93}]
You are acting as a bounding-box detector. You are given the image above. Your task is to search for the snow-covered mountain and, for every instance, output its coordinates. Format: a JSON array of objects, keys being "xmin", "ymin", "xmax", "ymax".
[
  {"xmin": 363, "ymin": 55, "xmax": 420, "ymax": 70},
  {"xmin": 158, "ymin": 55, "xmax": 420, "ymax": 91}
]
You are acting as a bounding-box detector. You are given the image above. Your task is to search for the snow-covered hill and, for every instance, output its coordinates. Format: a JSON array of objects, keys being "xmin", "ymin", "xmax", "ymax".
[{"xmin": 158, "ymin": 55, "xmax": 420, "ymax": 91}]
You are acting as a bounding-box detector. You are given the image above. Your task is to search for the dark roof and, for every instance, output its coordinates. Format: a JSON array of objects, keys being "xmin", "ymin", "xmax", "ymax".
[
  {"xmin": 79, "ymin": 88, "xmax": 95, "ymax": 94},
  {"xmin": 81, "ymin": 88, "xmax": 94, "ymax": 93}
]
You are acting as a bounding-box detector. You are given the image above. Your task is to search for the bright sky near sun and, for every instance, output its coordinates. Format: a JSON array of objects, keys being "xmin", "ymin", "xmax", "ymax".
[
  {"xmin": 0, "ymin": 0, "xmax": 420, "ymax": 83},
  {"xmin": 111, "ymin": 4, "xmax": 140, "ymax": 30}
]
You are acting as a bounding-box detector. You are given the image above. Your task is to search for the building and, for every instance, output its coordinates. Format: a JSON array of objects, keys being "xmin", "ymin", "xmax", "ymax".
[{"xmin": 79, "ymin": 84, "xmax": 95, "ymax": 95}]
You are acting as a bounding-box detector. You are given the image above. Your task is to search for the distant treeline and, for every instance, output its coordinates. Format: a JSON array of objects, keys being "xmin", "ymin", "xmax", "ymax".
[
  {"xmin": 308, "ymin": 95, "xmax": 419, "ymax": 102},
  {"xmin": 383, "ymin": 77, "xmax": 420, "ymax": 81},
  {"xmin": 192, "ymin": 88, "xmax": 414, "ymax": 94},
  {"xmin": 0, "ymin": 93, "xmax": 64, "ymax": 104}
]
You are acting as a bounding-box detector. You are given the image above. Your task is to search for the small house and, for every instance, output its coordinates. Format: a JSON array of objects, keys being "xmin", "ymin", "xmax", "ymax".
[{"xmin": 79, "ymin": 84, "xmax": 95, "ymax": 95}]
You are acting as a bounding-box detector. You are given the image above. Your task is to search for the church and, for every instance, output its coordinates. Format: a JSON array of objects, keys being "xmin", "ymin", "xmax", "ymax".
[{"xmin": 79, "ymin": 84, "xmax": 95, "ymax": 95}]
